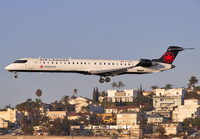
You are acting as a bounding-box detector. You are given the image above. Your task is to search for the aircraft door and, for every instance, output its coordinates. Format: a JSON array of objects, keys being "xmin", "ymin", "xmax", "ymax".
[{"xmin": 28, "ymin": 59, "xmax": 34, "ymax": 69}]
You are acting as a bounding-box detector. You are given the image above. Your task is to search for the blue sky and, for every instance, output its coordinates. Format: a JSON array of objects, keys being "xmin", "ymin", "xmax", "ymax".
[{"xmin": 0, "ymin": 1, "xmax": 200, "ymax": 109}]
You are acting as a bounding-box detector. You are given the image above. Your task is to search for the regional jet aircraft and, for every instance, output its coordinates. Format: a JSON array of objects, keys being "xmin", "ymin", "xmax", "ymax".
[{"xmin": 5, "ymin": 46, "xmax": 192, "ymax": 83}]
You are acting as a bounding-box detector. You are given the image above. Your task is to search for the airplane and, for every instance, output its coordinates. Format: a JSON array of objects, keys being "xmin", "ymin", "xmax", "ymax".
[{"xmin": 5, "ymin": 46, "xmax": 193, "ymax": 83}]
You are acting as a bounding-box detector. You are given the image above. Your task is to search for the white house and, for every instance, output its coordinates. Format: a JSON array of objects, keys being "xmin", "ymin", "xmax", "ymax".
[
  {"xmin": 172, "ymin": 98, "xmax": 200, "ymax": 122},
  {"xmin": 99, "ymin": 89, "xmax": 137, "ymax": 102},
  {"xmin": 152, "ymin": 88, "xmax": 187, "ymax": 111}
]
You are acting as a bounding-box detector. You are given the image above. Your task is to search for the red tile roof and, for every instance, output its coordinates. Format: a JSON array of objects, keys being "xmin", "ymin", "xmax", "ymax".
[
  {"xmin": 67, "ymin": 113, "xmax": 91, "ymax": 116},
  {"xmin": 106, "ymin": 106, "xmax": 139, "ymax": 109}
]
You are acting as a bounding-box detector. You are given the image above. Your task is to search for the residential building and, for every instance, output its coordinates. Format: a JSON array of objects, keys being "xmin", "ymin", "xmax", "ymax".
[
  {"xmin": 99, "ymin": 89, "xmax": 137, "ymax": 102},
  {"xmin": 0, "ymin": 108, "xmax": 21, "ymax": 125},
  {"xmin": 156, "ymin": 122, "xmax": 182, "ymax": 135},
  {"xmin": 172, "ymin": 98, "xmax": 200, "ymax": 122},
  {"xmin": 68, "ymin": 96, "xmax": 92, "ymax": 105},
  {"xmin": 146, "ymin": 110, "xmax": 172, "ymax": 118},
  {"xmin": 45, "ymin": 110, "xmax": 67, "ymax": 120},
  {"xmin": 40, "ymin": 103, "xmax": 51, "ymax": 113},
  {"xmin": 75, "ymin": 103, "xmax": 104, "ymax": 113},
  {"xmin": 143, "ymin": 91, "xmax": 152, "ymax": 96},
  {"xmin": 105, "ymin": 106, "xmax": 141, "ymax": 114},
  {"xmin": 67, "ymin": 113, "xmax": 91, "ymax": 121},
  {"xmin": 152, "ymin": 88, "xmax": 187, "ymax": 111},
  {"xmin": 147, "ymin": 113, "xmax": 165, "ymax": 124},
  {"xmin": 117, "ymin": 111, "xmax": 148, "ymax": 125},
  {"xmin": 0, "ymin": 118, "xmax": 10, "ymax": 128},
  {"xmin": 117, "ymin": 111, "xmax": 148, "ymax": 138}
]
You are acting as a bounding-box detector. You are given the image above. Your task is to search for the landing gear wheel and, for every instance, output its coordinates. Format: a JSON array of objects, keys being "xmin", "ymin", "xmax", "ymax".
[
  {"xmin": 99, "ymin": 78, "xmax": 104, "ymax": 83},
  {"xmin": 14, "ymin": 75, "xmax": 18, "ymax": 78},
  {"xmin": 105, "ymin": 77, "xmax": 111, "ymax": 82}
]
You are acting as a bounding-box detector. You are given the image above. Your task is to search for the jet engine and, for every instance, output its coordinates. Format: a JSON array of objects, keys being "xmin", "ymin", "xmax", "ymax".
[{"xmin": 137, "ymin": 59, "xmax": 157, "ymax": 67}]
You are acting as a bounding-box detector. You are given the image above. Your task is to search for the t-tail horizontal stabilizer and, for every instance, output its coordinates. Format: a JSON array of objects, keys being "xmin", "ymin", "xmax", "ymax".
[{"xmin": 152, "ymin": 46, "xmax": 194, "ymax": 64}]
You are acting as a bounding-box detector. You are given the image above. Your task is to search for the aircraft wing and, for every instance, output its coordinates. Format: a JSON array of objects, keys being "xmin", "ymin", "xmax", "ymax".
[{"xmin": 89, "ymin": 66, "xmax": 136, "ymax": 77}]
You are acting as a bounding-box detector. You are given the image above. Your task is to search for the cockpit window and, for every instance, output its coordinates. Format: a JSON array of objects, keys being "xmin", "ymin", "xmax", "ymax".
[{"xmin": 13, "ymin": 60, "xmax": 27, "ymax": 63}]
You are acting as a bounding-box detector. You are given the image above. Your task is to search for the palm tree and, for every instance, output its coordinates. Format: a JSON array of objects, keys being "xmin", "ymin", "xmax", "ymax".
[
  {"xmin": 117, "ymin": 81, "xmax": 125, "ymax": 90},
  {"xmin": 111, "ymin": 82, "xmax": 117, "ymax": 90},
  {"xmin": 35, "ymin": 89, "xmax": 42, "ymax": 99},
  {"xmin": 60, "ymin": 95, "xmax": 70, "ymax": 110},
  {"xmin": 189, "ymin": 76, "xmax": 198, "ymax": 91}
]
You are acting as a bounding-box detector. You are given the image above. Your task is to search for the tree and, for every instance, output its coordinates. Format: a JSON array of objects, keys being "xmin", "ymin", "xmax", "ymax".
[
  {"xmin": 93, "ymin": 87, "xmax": 96, "ymax": 103},
  {"xmin": 155, "ymin": 125, "xmax": 166, "ymax": 135},
  {"xmin": 188, "ymin": 76, "xmax": 198, "ymax": 91},
  {"xmin": 35, "ymin": 89, "xmax": 42, "ymax": 99},
  {"xmin": 117, "ymin": 81, "xmax": 125, "ymax": 90},
  {"xmin": 151, "ymin": 86, "xmax": 158, "ymax": 91},
  {"xmin": 96, "ymin": 87, "xmax": 99, "ymax": 102},
  {"xmin": 164, "ymin": 84, "xmax": 173, "ymax": 89},
  {"xmin": 111, "ymin": 82, "xmax": 117, "ymax": 90},
  {"xmin": 73, "ymin": 89, "xmax": 77, "ymax": 96}
]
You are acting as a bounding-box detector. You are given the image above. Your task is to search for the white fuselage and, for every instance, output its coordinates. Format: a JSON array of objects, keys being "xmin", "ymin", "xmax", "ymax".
[{"xmin": 5, "ymin": 58, "xmax": 172, "ymax": 76}]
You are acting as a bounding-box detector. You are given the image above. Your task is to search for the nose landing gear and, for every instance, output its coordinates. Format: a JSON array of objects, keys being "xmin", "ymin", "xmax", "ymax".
[{"xmin": 14, "ymin": 72, "xmax": 18, "ymax": 78}]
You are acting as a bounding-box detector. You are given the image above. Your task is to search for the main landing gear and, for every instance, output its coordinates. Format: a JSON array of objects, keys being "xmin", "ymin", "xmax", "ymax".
[
  {"xmin": 99, "ymin": 76, "xmax": 111, "ymax": 83},
  {"xmin": 14, "ymin": 72, "xmax": 18, "ymax": 78}
]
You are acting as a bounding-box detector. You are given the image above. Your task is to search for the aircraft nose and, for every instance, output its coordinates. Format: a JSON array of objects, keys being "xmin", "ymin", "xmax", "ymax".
[
  {"xmin": 5, "ymin": 65, "xmax": 12, "ymax": 71},
  {"xmin": 5, "ymin": 65, "xmax": 9, "ymax": 70}
]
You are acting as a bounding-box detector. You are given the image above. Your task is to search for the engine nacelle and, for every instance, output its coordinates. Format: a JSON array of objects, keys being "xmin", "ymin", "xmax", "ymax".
[{"xmin": 138, "ymin": 59, "xmax": 157, "ymax": 67}]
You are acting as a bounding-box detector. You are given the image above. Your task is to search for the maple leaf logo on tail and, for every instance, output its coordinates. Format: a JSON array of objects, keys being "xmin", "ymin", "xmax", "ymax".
[{"xmin": 163, "ymin": 52, "xmax": 174, "ymax": 63}]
